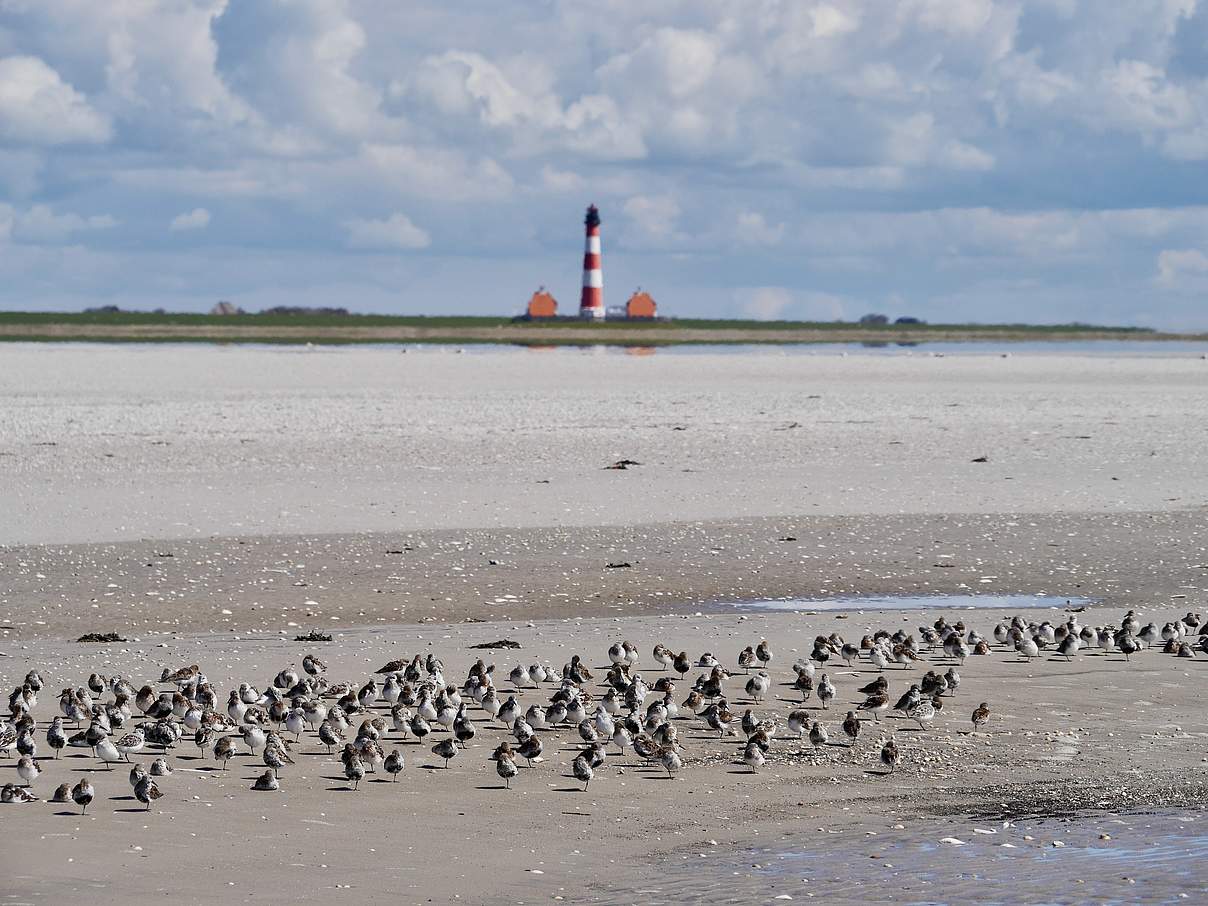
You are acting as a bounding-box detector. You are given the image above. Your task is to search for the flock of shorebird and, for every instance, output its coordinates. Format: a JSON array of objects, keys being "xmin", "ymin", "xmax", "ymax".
[{"xmin": 1, "ymin": 607, "xmax": 1200, "ymax": 813}]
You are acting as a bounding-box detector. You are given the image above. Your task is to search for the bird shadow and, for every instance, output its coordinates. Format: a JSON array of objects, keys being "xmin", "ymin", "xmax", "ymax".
[
  {"xmin": 552, "ymin": 787, "xmax": 586, "ymax": 793},
  {"xmin": 54, "ymin": 810, "xmax": 79, "ymax": 817},
  {"xmin": 115, "ymin": 807, "xmax": 152, "ymax": 813},
  {"xmin": 474, "ymin": 784, "xmax": 509, "ymax": 790},
  {"xmin": 324, "ymin": 786, "xmax": 357, "ymax": 792}
]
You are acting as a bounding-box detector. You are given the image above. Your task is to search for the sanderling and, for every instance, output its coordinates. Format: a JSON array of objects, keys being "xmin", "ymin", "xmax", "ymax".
[
  {"xmin": 880, "ymin": 737, "xmax": 900, "ymax": 774},
  {"xmin": 134, "ymin": 775, "xmax": 163, "ymax": 810},
  {"xmin": 149, "ymin": 756, "xmax": 172, "ymax": 777},
  {"xmin": 496, "ymin": 752, "xmax": 518, "ymax": 789},
  {"xmin": 2, "ymin": 783, "xmax": 37, "ymax": 803},
  {"xmin": 252, "ymin": 770, "xmax": 280, "ymax": 791},
  {"xmin": 809, "ymin": 721, "xmax": 829, "ymax": 749},
  {"xmin": 858, "ymin": 692, "xmax": 890, "ymax": 722},
  {"xmin": 842, "ymin": 711, "xmax": 861, "ymax": 746},
  {"xmin": 16, "ymin": 755, "xmax": 39, "ymax": 787},
  {"xmin": 817, "ymin": 674, "xmax": 836, "ymax": 710},
  {"xmin": 114, "ymin": 729, "xmax": 144, "ymax": 762},
  {"xmin": 755, "ymin": 639, "xmax": 772, "ymax": 668},
  {"xmin": 744, "ymin": 672, "xmax": 770, "ymax": 702},
  {"xmin": 432, "ymin": 738, "xmax": 458, "ymax": 768},
  {"xmin": 737, "ymin": 646, "xmax": 757, "ymax": 673},
  {"xmin": 742, "ymin": 741, "xmax": 765, "ymax": 773},
  {"xmin": 659, "ymin": 746, "xmax": 682, "ymax": 779},
  {"xmin": 47, "ymin": 717, "xmax": 66, "ymax": 759},
  {"xmin": 572, "ymin": 753, "xmax": 594, "ymax": 790},
  {"xmin": 212, "ymin": 733, "xmax": 234, "ymax": 768},
  {"xmin": 972, "ymin": 702, "xmax": 991, "ymax": 731},
  {"xmin": 384, "ymin": 748, "xmax": 404, "ymax": 780}
]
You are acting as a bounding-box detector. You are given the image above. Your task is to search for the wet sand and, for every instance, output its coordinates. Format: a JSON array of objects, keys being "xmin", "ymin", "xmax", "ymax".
[
  {"xmin": 4, "ymin": 606, "xmax": 1208, "ymax": 904},
  {"xmin": 3, "ymin": 343, "xmax": 1208, "ymax": 903}
]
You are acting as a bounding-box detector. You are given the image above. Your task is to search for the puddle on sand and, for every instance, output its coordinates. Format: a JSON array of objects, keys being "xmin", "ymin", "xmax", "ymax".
[
  {"xmin": 640, "ymin": 809, "xmax": 1208, "ymax": 905},
  {"xmin": 722, "ymin": 594, "xmax": 1095, "ymax": 613}
]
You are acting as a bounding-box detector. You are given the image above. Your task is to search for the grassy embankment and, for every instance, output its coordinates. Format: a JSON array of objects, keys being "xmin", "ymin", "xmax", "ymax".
[{"xmin": 0, "ymin": 310, "xmax": 1185, "ymax": 347}]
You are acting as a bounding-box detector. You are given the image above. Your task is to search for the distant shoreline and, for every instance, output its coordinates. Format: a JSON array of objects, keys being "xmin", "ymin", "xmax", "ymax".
[{"xmin": 0, "ymin": 311, "xmax": 1196, "ymax": 346}]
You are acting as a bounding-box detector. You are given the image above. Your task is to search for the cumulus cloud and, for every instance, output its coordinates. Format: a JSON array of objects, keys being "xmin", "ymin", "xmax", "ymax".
[
  {"xmin": 1156, "ymin": 248, "xmax": 1208, "ymax": 288},
  {"xmin": 0, "ymin": 56, "xmax": 112, "ymax": 145},
  {"xmin": 5, "ymin": 205, "xmax": 118, "ymax": 243},
  {"xmin": 170, "ymin": 208, "xmax": 211, "ymax": 232},
  {"xmin": 622, "ymin": 194, "xmax": 681, "ymax": 241},
  {"xmin": 735, "ymin": 212, "xmax": 786, "ymax": 246},
  {"xmin": 344, "ymin": 213, "xmax": 431, "ymax": 250}
]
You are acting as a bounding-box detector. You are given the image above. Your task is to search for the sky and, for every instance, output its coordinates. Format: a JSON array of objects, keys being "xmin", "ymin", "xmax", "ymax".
[{"xmin": 1, "ymin": 1, "xmax": 1208, "ymax": 328}]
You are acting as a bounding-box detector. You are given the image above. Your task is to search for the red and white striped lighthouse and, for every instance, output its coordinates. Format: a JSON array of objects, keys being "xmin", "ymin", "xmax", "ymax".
[{"xmin": 579, "ymin": 204, "xmax": 604, "ymax": 320}]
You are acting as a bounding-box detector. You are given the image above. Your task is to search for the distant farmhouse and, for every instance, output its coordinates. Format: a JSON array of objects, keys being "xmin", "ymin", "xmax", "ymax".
[
  {"xmin": 518, "ymin": 287, "xmax": 658, "ymax": 322},
  {"xmin": 521, "ymin": 288, "xmax": 559, "ymax": 320}
]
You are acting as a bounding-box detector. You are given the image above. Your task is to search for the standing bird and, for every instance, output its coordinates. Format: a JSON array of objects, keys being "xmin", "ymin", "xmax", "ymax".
[
  {"xmin": 384, "ymin": 748, "xmax": 404, "ymax": 780},
  {"xmin": 755, "ymin": 639, "xmax": 772, "ymax": 668},
  {"xmin": 71, "ymin": 779, "xmax": 94, "ymax": 814},
  {"xmin": 842, "ymin": 711, "xmax": 861, "ymax": 747},
  {"xmin": 742, "ymin": 741, "xmax": 765, "ymax": 773},
  {"xmin": 134, "ymin": 775, "xmax": 163, "ymax": 810},
  {"xmin": 744, "ymin": 673, "xmax": 770, "ymax": 703},
  {"xmin": 572, "ymin": 754, "xmax": 594, "ymax": 790},
  {"xmin": 496, "ymin": 753, "xmax": 518, "ymax": 789},
  {"xmin": 213, "ymin": 735, "xmax": 234, "ymax": 769},
  {"xmin": 653, "ymin": 644, "xmax": 673, "ymax": 671},
  {"xmin": 858, "ymin": 692, "xmax": 889, "ymax": 722},
  {"xmin": 659, "ymin": 746, "xmax": 682, "ymax": 779},
  {"xmin": 809, "ymin": 721, "xmax": 829, "ymax": 749},
  {"xmin": 971, "ymin": 702, "xmax": 991, "ymax": 731},
  {"xmin": 343, "ymin": 750, "xmax": 366, "ymax": 790},
  {"xmin": 737, "ymin": 646, "xmax": 757, "ymax": 673},
  {"xmin": 114, "ymin": 729, "xmax": 144, "ymax": 762},
  {"xmin": 17, "ymin": 755, "xmax": 40, "ymax": 788},
  {"xmin": 47, "ymin": 717, "xmax": 66, "ymax": 759},
  {"xmin": 817, "ymin": 674, "xmax": 836, "ymax": 710},
  {"xmin": 880, "ymin": 738, "xmax": 900, "ymax": 775},
  {"xmin": 432, "ymin": 738, "xmax": 458, "ymax": 769}
]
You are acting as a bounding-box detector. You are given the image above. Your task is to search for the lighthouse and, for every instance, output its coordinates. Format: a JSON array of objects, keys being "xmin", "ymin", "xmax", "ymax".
[{"xmin": 579, "ymin": 204, "xmax": 604, "ymax": 320}]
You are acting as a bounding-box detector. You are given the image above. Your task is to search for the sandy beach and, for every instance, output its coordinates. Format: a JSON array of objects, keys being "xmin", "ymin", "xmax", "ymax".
[{"xmin": 3, "ymin": 343, "xmax": 1208, "ymax": 904}]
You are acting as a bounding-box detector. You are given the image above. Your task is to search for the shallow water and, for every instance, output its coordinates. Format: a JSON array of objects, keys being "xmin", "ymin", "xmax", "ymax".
[
  {"xmin": 643, "ymin": 809, "xmax": 1208, "ymax": 905},
  {"xmin": 722, "ymin": 594, "xmax": 1095, "ymax": 613}
]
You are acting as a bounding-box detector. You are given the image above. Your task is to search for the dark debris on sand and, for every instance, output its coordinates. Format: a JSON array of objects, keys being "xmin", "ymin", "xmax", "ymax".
[
  {"xmin": 294, "ymin": 630, "xmax": 333, "ymax": 642},
  {"xmin": 76, "ymin": 631, "xmax": 127, "ymax": 643}
]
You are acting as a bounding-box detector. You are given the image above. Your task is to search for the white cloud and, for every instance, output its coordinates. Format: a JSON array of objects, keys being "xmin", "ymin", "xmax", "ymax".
[
  {"xmin": 169, "ymin": 208, "xmax": 211, "ymax": 232},
  {"xmin": 622, "ymin": 194, "xmax": 681, "ymax": 241},
  {"xmin": 6, "ymin": 204, "xmax": 118, "ymax": 243},
  {"xmin": 735, "ymin": 212, "xmax": 786, "ymax": 246},
  {"xmin": 361, "ymin": 143, "xmax": 514, "ymax": 201},
  {"xmin": 1156, "ymin": 248, "xmax": 1208, "ymax": 288},
  {"xmin": 344, "ymin": 213, "xmax": 431, "ymax": 250},
  {"xmin": 0, "ymin": 56, "xmax": 112, "ymax": 145}
]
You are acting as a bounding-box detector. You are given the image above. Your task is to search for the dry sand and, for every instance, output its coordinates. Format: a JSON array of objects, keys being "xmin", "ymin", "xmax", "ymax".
[{"xmin": 2, "ymin": 342, "xmax": 1208, "ymax": 904}]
